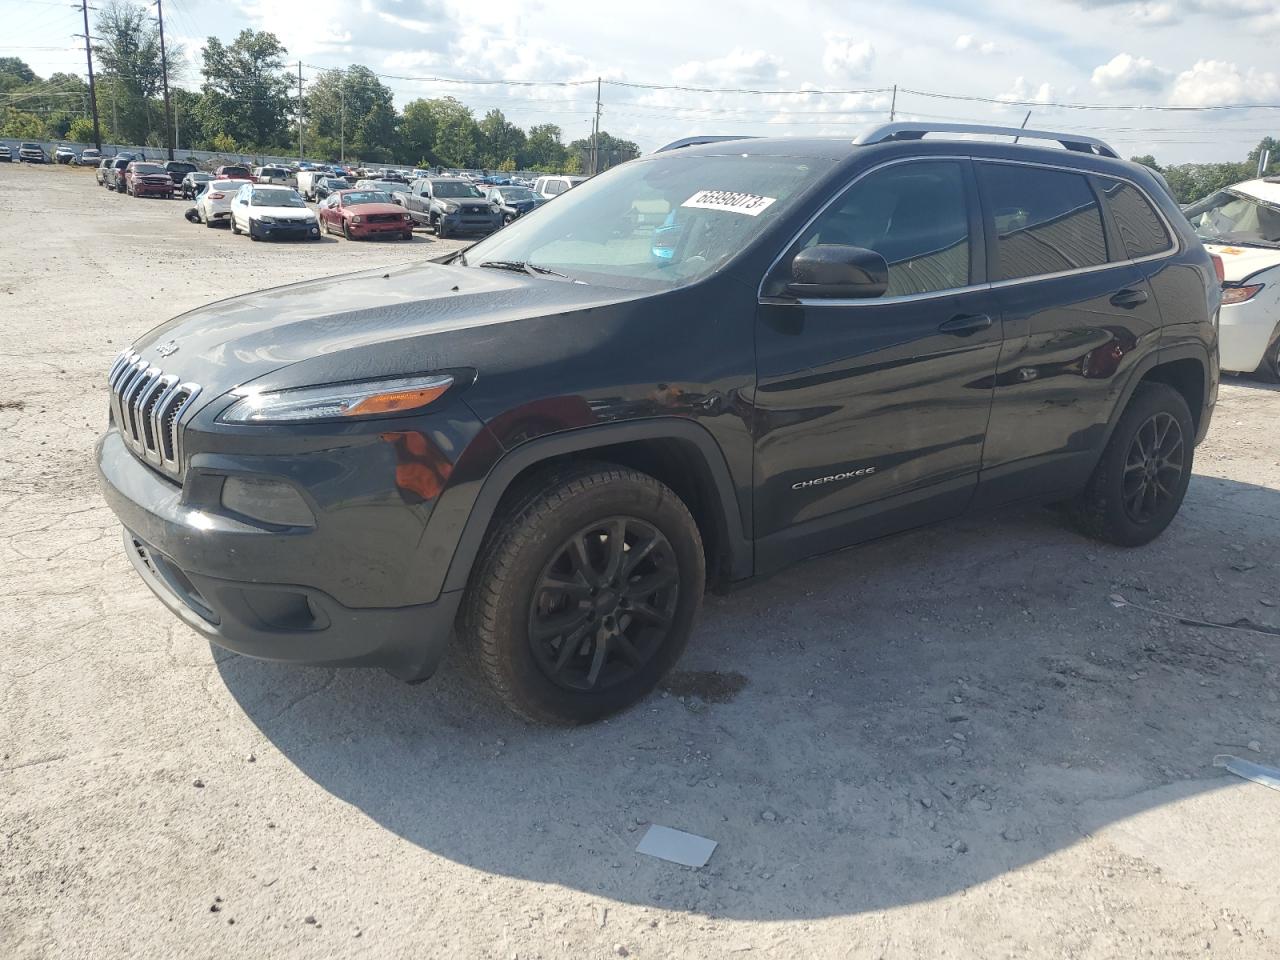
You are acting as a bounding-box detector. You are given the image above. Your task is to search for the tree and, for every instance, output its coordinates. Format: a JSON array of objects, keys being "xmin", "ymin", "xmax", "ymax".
[
  {"xmin": 399, "ymin": 98, "xmax": 437, "ymax": 164},
  {"xmin": 522, "ymin": 123, "xmax": 567, "ymax": 171},
  {"xmin": 305, "ymin": 65, "xmax": 395, "ymax": 160},
  {"xmin": 0, "ymin": 108, "xmax": 45, "ymax": 138},
  {"xmin": 399, "ymin": 97, "xmax": 477, "ymax": 167},
  {"xmin": 0, "ymin": 57, "xmax": 35, "ymax": 86},
  {"xmin": 67, "ymin": 117, "xmax": 97, "ymax": 143},
  {"xmin": 199, "ymin": 30, "xmax": 291, "ymax": 151},
  {"xmin": 477, "ymin": 108, "xmax": 525, "ymax": 168},
  {"xmin": 1128, "ymin": 155, "xmax": 1160, "ymax": 171},
  {"xmin": 93, "ymin": 0, "xmax": 179, "ymax": 144}
]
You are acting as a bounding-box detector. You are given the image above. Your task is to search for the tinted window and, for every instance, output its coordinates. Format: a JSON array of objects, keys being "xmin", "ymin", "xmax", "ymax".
[
  {"xmin": 798, "ymin": 160, "xmax": 971, "ymax": 296},
  {"xmin": 1098, "ymin": 178, "xmax": 1172, "ymax": 259},
  {"xmin": 978, "ymin": 164, "xmax": 1108, "ymax": 280}
]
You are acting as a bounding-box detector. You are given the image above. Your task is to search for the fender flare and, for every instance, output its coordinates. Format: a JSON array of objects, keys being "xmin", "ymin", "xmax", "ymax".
[
  {"xmin": 435, "ymin": 418, "xmax": 752, "ymax": 596},
  {"xmin": 1099, "ymin": 341, "xmax": 1212, "ymax": 453}
]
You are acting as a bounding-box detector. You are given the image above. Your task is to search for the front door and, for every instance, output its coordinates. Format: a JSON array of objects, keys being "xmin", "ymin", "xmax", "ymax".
[{"xmin": 753, "ymin": 158, "xmax": 1002, "ymax": 573}]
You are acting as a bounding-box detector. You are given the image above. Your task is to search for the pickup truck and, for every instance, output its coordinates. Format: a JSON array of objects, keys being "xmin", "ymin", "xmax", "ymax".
[{"xmin": 401, "ymin": 176, "xmax": 502, "ymax": 238}]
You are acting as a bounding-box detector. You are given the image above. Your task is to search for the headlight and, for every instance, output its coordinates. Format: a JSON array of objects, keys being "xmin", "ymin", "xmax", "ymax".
[
  {"xmin": 218, "ymin": 374, "xmax": 454, "ymax": 424},
  {"xmin": 256, "ymin": 215, "xmax": 275, "ymax": 224},
  {"xmin": 352, "ymin": 215, "xmax": 363, "ymax": 224}
]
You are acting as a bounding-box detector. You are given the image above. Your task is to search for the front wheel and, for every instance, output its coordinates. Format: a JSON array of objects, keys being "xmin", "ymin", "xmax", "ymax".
[
  {"xmin": 1254, "ymin": 326, "xmax": 1280, "ymax": 384},
  {"xmin": 1069, "ymin": 382, "xmax": 1194, "ymax": 547},
  {"xmin": 231, "ymin": 215, "xmax": 241, "ymax": 235},
  {"xmin": 460, "ymin": 464, "xmax": 705, "ymax": 724},
  {"xmin": 343, "ymin": 220, "xmax": 354, "ymax": 241}
]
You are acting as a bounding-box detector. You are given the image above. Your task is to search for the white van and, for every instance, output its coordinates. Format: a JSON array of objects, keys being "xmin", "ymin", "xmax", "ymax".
[{"xmin": 532, "ymin": 175, "xmax": 587, "ymax": 201}]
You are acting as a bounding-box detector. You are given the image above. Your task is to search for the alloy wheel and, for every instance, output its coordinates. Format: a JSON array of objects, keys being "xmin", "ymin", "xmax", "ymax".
[
  {"xmin": 527, "ymin": 517, "xmax": 679, "ymax": 692},
  {"xmin": 1122, "ymin": 411, "xmax": 1184, "ymax": 524}
]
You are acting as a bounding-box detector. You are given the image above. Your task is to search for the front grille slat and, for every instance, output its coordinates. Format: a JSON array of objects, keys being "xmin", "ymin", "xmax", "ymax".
[{"xmin": 106, "ymin": 350, "xmax": 201, "ymax": 481}]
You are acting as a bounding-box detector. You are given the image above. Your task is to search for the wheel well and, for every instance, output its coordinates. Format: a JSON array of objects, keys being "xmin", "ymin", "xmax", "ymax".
[
  {"xmin": 1140, "ymin": 358, "xmax": 1205, "ymax": 433},
  {"xmin": 496, "ymin": 438, "xmax": 736, "ymax": 590}
]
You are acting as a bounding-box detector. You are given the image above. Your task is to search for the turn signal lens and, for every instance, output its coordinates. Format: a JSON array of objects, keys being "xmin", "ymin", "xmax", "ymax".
[
  {"xmin": 1221, "ymin": 283, "xmax": 1264, "ymax": 305},
  {"xmin": 1210, "ymin": 253, "xmax": 1225, "ymax": 284},
  {"xmin": 341, "ymin": 383, "xmax": 451, "ymax": 416}
]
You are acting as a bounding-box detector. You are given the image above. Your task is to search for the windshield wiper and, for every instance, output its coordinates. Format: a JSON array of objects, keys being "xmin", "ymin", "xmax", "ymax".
[{"xmin": 477, "ymin": 260, "xmax": 574, "ymax": 281}]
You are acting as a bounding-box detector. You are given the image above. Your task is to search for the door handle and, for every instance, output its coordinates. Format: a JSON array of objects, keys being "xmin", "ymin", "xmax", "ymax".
[
  {"xmin": 1110, "ymin": 288, "xmax": 1149, "ymax": 309},
  {"xmin": 938, "ymin": 313, "xmax": 993, "ymax": 336}
]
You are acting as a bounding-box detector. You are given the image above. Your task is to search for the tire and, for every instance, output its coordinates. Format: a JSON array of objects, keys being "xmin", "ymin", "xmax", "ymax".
[
  {"xmin": 402, "ymin": 232, "xmax": 413, "ymax": 241},
  {"xmin": 343, "ymin": 220, "xmax": 354, "ymax": 241},
  {"xmin": 231, "ymin": 215, "xmax": 241, "ymax": 235},
  {"xmin": 1069, "ymin": 381, "xmax": 1195, "ymax": 547},
  {"xmin": 435, "ymin": 217, "xmax": 449, "ymax": 239},
  {"xmin": 1254, "ymin": 326, "xmax": 1280, "ymax": 384},
  {"xmin": 460, "ymin": 463, "xmax": 705, "ymax": 725}
]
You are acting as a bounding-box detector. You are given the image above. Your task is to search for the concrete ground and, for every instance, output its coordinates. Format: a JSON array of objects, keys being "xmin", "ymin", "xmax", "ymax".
[{"xmin": 2, "ymin": 162, "xmax": 1278, "ymax": 959}]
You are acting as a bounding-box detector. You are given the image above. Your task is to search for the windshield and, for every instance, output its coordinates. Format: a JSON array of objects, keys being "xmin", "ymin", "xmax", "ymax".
[
  {"xmin": 191, "ymin": 173, "xmax": 211, "ymax": 181},
  {"xmin": 133, "ymin": 163, "xmax": 165, "ymax": 174},
  {"xmin": 169, "ymin": 163, "xmax": 195, "ymax": 173},
  {"xmin": 369, "ymin": 181, "xmax": 407, "ymax": 193},
  {"xmin": 462, "ymin": 154, "xmax": 830, "ymax": 289},
  {"xmin": 21, "ymin": 143, "xmax": 39, "ymax": 150},
  {"xmin": 343, "ymin": 191, "xmax": 393, "ymax": 206},
  {"xmin": 251, "ymin": 188, "xmax": 306, "ymax": 207},
  {"xmin": 500, "ymin": 187, "xmax": 537, "ymax": 202},
  {"xmin": 432, "ymin": 180, "xmax": 483, "ymax": 198},
  {"xmin": 1185, "ymin": 189, "xmax": 1280, "ymax": 249}
]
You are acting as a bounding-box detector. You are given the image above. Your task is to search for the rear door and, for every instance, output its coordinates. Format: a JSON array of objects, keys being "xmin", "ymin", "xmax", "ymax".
[
  {"xmin": 753, "ymin": 157, "xmax": 1003, "ymax": 572},
  {"xmin": 975, "ymin": 161, "xmax": 1165, "ymax": 504}
]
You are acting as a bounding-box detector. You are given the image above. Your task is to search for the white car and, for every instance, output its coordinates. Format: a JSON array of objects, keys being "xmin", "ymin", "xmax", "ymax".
[
  {"xmin": 229, "ymin": 183, "xmax": 321, "ymax": 241},
  {"xmin": 1185, "ymin": 177, "xmax": 1280, "ymax": 380},
  {"xmin": 195, "ymin": 179, "xmax": 249, "ymax": 228},
  {"xmin": 532, "ymin": 175, "xmax": 587, "ymax": 200}
]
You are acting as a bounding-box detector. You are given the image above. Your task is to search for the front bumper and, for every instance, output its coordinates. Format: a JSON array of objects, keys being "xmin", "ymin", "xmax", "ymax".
[
  {"xmin": 351, "ymin": 219, "xmax": 411, "ymax": 237},
  {"xmin": 1219, "ymin": 301, "xmax": 1277, "ymax": 374},
  {"xmin": 442, "ymin": 213, "xmax": 502, "ymax": 234},
  {"xmin": 133, "ymin": 182, "xmax": 173, "ymax": 196},
  {"xmin": 251, "ymin": 219, "xmax": 320, "ymax": 240},
  {"xmin": 96, "ymin": 426, "xmax": 468, "ymax": 680}
]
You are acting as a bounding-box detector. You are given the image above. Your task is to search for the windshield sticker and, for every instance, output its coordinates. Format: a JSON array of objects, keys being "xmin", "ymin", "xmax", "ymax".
[{"xmin": 681, "ymin": 190, "xmax": 776, "ymax": 216}]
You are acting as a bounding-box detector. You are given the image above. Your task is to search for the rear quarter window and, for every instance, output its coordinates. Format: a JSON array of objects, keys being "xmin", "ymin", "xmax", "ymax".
[{"xmin": 1098, "ymin": 178, "xmax": 1173, "ymax": 259}]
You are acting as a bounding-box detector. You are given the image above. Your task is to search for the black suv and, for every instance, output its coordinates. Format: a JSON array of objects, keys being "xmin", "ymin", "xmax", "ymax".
[{"xmin": 97, "ymin": 123, "xmax": 1220, "ymax": 724}]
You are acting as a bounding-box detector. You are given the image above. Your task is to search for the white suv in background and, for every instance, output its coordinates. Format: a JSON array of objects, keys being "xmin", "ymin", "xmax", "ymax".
[
  {"xmin": 532, "ymin": 174, "xmax": 587, "ymax": 200},
  {"xmin": 1185, "ymin": 177, "xmax": 1280, "ymax": 380}
]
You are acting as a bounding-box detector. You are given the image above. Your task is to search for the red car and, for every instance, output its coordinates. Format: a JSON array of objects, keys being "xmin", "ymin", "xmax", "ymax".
[
  {"xmin": 124, "ymin": 161, "xmax": 175, "ymax": 199},
  {"xmin": 213, "ymin": 164, "xmax": 251, "ymax": 180},
  {"xmin": 319, "ymin": 188, "xmax": 414, "ymax": 241}
]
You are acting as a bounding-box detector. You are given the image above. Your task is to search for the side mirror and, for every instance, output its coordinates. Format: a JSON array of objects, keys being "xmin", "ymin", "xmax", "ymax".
[{"xmin": 787, "ymin": 244, "xmax": 888, "ymax": 299}]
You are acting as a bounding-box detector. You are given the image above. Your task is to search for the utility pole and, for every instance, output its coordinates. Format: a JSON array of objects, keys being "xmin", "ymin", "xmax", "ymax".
[
  {"xmin": 154, "ymin": 0, "xmax": 173, "ymax": 159},
  {"xmin": 77, "ymin": 0, "xmax": 102, "ymax": 150},
  {"xmin": 889, "ymin": 84, "xmax": 897, "ymax": 122},
  {"xmin": 340, "ymin": 71, "xmax": 345, "ymax": 163},
  {"xmin": 297, "ymin": 61, "xmax": 304, "ymax": 160},
  {"xmin": 174, "ymin": 95, "xmax": 179, "ymax": 152},
  {"xmin": 591, "ymin": 76, "xmax": 601, "ymax": 175}
]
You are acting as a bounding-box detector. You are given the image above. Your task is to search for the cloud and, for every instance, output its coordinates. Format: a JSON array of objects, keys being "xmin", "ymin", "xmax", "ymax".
[
  {"xmin": 999, "ymin": 76, "xmax": 1056, "ymax": 104},
  {"xmin": 1063, "ymin": 0, "xmax": 1280, "ymax": 29},
  {"xmin": 954, "ymin": 34, "xmax": 1001, "ymax": 56},
  {"xmin": 822, "ymin": 34, "xmax": 875, "ymax": 76},
  {"xmin": 1169, "ymin": 59, "xmax": 1280, "ymax": 106},
  {"xmin": 1090, "ymin": 53, "xmax": 1170, "ymax": 92},
  {"xmin": 671, "ymin": 48, "xmax": 787, "ymax": 87}
]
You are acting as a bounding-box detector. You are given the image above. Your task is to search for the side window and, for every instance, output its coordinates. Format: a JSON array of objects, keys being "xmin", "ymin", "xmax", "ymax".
[
  {"xmin": 1098, "ymin": 177, "xmax": 1173, "ymax": 260},
  {"xmin": 977, "ymin": 163, "xmax": 1108, "ymax": 280},
  {"xmin": 797, "ymin": 160, "xmax": 972, "ymax": 297}
]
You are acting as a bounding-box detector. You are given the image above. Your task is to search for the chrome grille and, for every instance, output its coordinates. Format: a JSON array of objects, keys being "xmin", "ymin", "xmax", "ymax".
[{"xmin": 107, "ymin": 350, "xmax": 201, "ymax": 479}]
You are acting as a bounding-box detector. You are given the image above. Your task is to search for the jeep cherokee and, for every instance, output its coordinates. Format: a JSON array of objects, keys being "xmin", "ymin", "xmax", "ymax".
[{"xmin": 97, "ymin": 122, "xmax": 1220, "ymax": 724}]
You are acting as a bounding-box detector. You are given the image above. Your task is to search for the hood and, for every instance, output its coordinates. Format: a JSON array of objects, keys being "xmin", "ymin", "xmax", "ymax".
[
  {"xmin": 128, "ymin": 261, "xmax": 640, "ymax": 410},
  {"xmin": 1204, "ymin": 242, "xmax": 1280, "ymax": 283},
  {"xmin": 251, "ymin": 204, "xmax": 315, "ymax": 219},
  {"xmin": 345, "ymin": 202, "xmax": 403, "ymax": 217}
]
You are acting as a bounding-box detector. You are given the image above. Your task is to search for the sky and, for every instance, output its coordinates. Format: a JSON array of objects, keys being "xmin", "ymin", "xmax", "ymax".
[{"xmin": 6, "ymin": 0, "xmax": 1280, "ymax": 164}]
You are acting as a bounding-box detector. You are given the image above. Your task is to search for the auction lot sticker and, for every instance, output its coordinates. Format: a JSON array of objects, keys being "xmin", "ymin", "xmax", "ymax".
[{"xmin": 681, "ymin": 190, "xmax": 777, "ymax": 216}]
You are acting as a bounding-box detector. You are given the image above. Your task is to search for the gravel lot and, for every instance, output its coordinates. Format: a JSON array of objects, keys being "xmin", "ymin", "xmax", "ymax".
[{"xmin": 3, "ymin": 162, "xmax": 1279, "ymax": 959}]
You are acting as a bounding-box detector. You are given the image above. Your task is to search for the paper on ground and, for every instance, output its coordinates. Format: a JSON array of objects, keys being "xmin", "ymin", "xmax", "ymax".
[{"xmin": 636, "ymin": 824, "xmax": 718, "ymax": 867}]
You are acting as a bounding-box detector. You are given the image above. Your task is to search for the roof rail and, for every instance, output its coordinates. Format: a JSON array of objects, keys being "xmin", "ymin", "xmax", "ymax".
[
  {"xmin": 653, "ymin": 135, "xmax": 758, "ymax": 153},
  {"xmin": 853, "ymin": 122, "xmax": 1119, "ymax": 159}
]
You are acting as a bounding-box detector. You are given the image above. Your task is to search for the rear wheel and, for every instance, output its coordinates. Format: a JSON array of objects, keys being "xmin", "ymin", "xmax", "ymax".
[
  {"xmin": 1069, "ymin": 382, "xmax": 1194, "ymax": 547},
  {"xmin": 460, "ymin": 464, "xmax": 705, "ymax": 724},
  {"xmin": 203, "ymin": 208, "xmax": 214, "ymax": 228}
]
